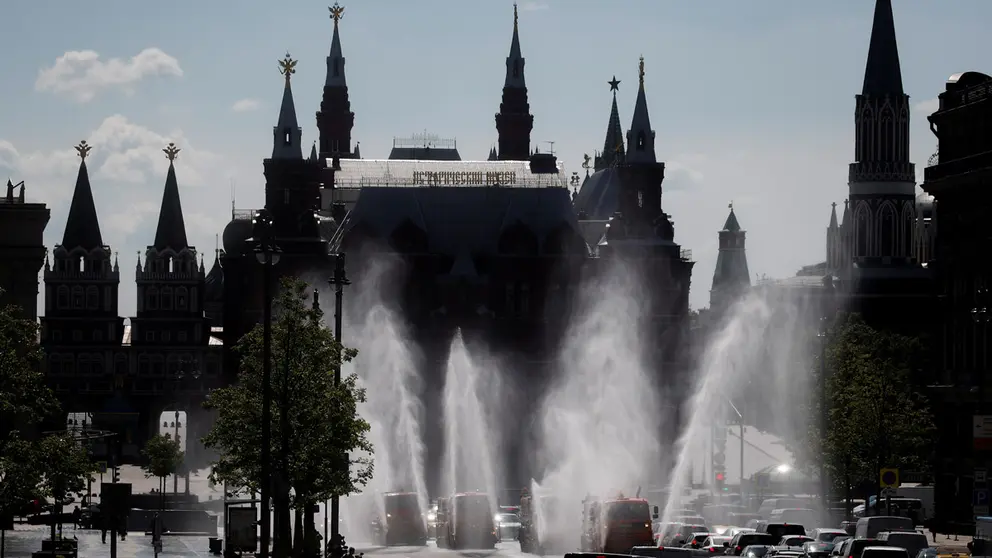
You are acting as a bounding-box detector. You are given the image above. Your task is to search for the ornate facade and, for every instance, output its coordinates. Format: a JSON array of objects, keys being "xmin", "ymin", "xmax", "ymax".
[
  {"xmin": 40, "ymin": 142, "xmax": 222, "ymax": 464},
  {"xmin": 0, "ymin": 179, "xmax": 49, "ymax": 321}
]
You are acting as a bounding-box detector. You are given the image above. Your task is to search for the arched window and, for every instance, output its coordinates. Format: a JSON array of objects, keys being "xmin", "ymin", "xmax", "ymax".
[
  {"xmin": 879, "ymin": 203, "xmax": 896, "ymax": 257},
  {"xmin": 86, "ymin": 286, "xmax": 99, "ymax": 310},
  {"xmin": 161, "ymin": 287, "xmax": 174, "ymax": 310},
  {"xmin": 637, "ymin": 131, "xmax": 646, "ymax": 150},
  {"xmin": 71, "ymin": 286, "xmax": 84, "ymax": 309},
  {"xmin": 90, "ymin": 355, "xmax": 103, "ymax": 375},
  {"xmin": 57, "ymin": 286, "xmax": 69, "ymax": 309},
  {"xmin": 176, "ymin": 287, "xmax": 189, "ymax": 311},
  {"xmin": 78, "ymin": 356, "xmax": 92, "ymax": 376},
  {"xmin": 855, "ymin": 204, "xmax": 871, "ymax": 258},
  {"xmin": 147, "ymin": 287, "xmax": 159, "ymax": 311}
]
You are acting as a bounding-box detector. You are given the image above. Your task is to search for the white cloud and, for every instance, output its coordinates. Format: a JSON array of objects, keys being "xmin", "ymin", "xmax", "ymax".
[
  {"xmin": 231, "ymin": 98, "xmax": 262, "ymax": 112},
  {"xmin": 914, "ymin": 98, "xmax": 939, "ymax": 114},
  {"xmin": 35, "ymin": 48, "xmax": 183, "ymax": 103},
  {"xmin": 520, "ymin": 2, "xmax": 549, "ymax": 11}
]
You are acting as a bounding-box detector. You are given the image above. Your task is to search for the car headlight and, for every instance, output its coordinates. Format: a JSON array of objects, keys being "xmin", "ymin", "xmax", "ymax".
[{"xmin": 386, "ymin": 514, "xmax": 391, "ymax": 518}]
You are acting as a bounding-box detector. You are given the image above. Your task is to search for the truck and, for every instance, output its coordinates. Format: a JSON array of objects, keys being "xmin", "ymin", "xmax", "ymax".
[
  {"xmin": 372, "ymin": 492, "xmax": 427, "ymax": 546},
  {"xmin": 581, "ymin": 496, "xmax": 657, "ymax": 554},
  {"xmin": 435, "ymin": 492, "xmax": 498, "ymax": 550},
  {"xmin": 519, "ymin": 493, "xmax": 565, "ymax": 554}
]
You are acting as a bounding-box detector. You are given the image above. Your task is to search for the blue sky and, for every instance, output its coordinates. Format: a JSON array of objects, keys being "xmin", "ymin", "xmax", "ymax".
[{"xmin": 3, "ymin": 0, "xmax": 992, "ymax": 316}]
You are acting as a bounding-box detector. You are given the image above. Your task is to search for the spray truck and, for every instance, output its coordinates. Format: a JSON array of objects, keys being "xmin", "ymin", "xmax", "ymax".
[
  {"xmin": 519, "ymin": 493, "xmax": 566, "ymax": 554},
  {"xmin": 436, "ymin": 492, "xmax": 498, "ymax": 550},
  {"xmin": 372, "ymin": 492, "xmax": 427, "ymax": 546},
  {"xmin": 581, "ymin": 493, "xmax": 658, "ymax": 554}
]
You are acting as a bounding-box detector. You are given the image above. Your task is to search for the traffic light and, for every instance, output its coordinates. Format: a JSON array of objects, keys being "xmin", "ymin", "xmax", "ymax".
[{"xmin": 715, "ymin": 472, "xmax": 727, "ymax": 492}]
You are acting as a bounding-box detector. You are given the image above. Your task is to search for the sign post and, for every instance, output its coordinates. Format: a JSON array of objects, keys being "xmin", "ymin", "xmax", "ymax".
[{"xmin": 974, "ymin": 488, "xmax": 990, "ymax": 516}]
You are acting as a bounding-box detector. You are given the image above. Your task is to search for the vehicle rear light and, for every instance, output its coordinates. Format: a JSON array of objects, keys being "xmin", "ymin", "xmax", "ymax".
[
  {"xmin": 736, "ymin": 546, "xmax": 741, "ymax": 552},
  {"xmin": 710, "ymin": 547, "xmax": 718, "ymax": 553}
]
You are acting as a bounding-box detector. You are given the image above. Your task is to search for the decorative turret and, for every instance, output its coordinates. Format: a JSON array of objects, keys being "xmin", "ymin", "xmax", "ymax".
[
  {"xmin": 595, "ymin": 76, "xmax": 625, "ymax": 171},
  {"xmin": 847, "ymin": 0, "xmax": 915, "ymax": 266},
  {"xmin": 710, "ymin": 203, "xmax": 751, "ymax": 311},
  {"xmin": 626, "ymin": 57, "xmax": 656, "ymax": 165},
  {"xmin": 273, "ymin": 54, "xmax": 303, "ymax": 160},
  {"xmin": 42, "ymin": 141, "xmax": 124, "ymax": 347},
  {"xmin": 495, "ymin": 3, "xmax": 534, "ymax": 161},
  {"xmin": 266, "ymin": 55, "xmax": 322, "ymax": 241},
  {"xmin": 316, "ymin": 3, "xmax": 357, "ymax": 159},
  {"xmin": 132, "ymin": 142, "xmax": 208, "ymax": 349}
]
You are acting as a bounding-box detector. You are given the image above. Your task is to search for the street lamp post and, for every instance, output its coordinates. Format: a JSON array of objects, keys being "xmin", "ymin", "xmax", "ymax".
[
  {"xmin": 723, "ymin": 398, "xmax": 745, "ymax": 497},
  {"xmin": 253, "ymin": 209, "xmax": 281, "ymax": 558},
  {"xmin": 327, "ymin": 253, "xmax": 351, "ymax": 542},
  {"xmin": 818, "ymin": 315, "xmax": 830, "ymax": 510},
  {"xmin": 173, "ymin": 359, "xmax": 201, "ymax": 495}
]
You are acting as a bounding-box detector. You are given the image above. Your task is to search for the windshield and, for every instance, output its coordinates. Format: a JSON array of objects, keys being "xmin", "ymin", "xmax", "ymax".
[
  {"xmin": 496, "ymin": 513, "xmax": 520, "ymax": 524},
  {"xmin": 607, "ymin": 501, "xmax": 651, "ymax": 522},
  {"xmin": 384, "ymin": 493, "xmax": 420, "ymax": 516},
  {"xmin": 766, "ymin": 524, "xmax": 805, "ymax": 542}
]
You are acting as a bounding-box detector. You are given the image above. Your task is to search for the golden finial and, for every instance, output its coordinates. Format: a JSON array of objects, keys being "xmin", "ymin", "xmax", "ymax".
[
  {"xmin": 163, "ymin": 142, "xmax": 181, "ymax": 162},
  {"xmin": 74, "ymin": 140, "xmax": 93, "ymax": 161},
  {"xmin": 513, "ymin": 3, "xmax": 518, "ymax": 29},
  {"xmin": 729, "ymin": 201, "xmax": 733, "ymax": 211},
  {"xmin": 638, "ymin": 56, "xmax": 645, "ymax": 86},
  {"xmin": 329, "ymin": 3, "xmax": 344, "ymax": 24},
  {"xmin": 279, "ymin": 53, "xmax": 297, "ymax": 80}
]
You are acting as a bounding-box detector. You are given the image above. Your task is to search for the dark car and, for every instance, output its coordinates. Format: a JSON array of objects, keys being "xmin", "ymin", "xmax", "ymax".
[
  {"xmin": 765, "ymin": 524, "xmax": 806, "ymax": 544},
  {"xmin": 834, "ymin": 538, "xmax": 882, "ymax": 558},
  {"xmin": 728, "ymin": 532, "xmax": 778, "ymax": 555}
]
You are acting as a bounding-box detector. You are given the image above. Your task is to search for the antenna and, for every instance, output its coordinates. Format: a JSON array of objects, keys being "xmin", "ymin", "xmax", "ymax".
[{"xmin": 230, "ymin": 179, "xmax": 236, "ymax": 219}]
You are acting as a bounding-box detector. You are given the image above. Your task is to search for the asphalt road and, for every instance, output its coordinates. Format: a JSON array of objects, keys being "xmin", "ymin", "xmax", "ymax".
[{"xmin": 1, "ymin": 527, "xmax": 531, "ymax": 558}]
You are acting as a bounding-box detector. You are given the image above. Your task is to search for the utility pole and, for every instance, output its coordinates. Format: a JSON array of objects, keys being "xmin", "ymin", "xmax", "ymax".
[
  {"xmin": 314, "ymin": 290, "xmax": 330, "ymax": 555},
  {"xmin": 276, "ymin": 313, "xmax": 293, "ymax": 557},
  {"xmin": 328, "ymin": 253, "xmax": 351, "ymax": 540}
]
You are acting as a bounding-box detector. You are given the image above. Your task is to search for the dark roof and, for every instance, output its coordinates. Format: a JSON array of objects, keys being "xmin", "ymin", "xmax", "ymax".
[
  {"xmin": 152, "ymin": 162, "xmax": 189, "ymax": 251},
  {"xmin": 388, "ymin": 146, "xmax": 461, "ymax": 161},
  {"xmin": 862, "ymin": 0, "xmax": 904, "ymax": 96},
  {"xmin": 722, "ymin": 207, "xmax": 741, "ymax": 232},
  {"xmin": 338, "ymin": 186, "xmax": 584, "ymax": 265},
  {"xmin": 61, "ymin": 160, "xmax": 104, "ymax": 250},
  {"xmin": 574, "ymin": 168, "xmax": 620, "ymax": 221},
  {"xmin": 596, "ymin": 93, "xmax": 625, "ymax": 171},
  {"xmin": 204, "ymin": 256, "xmax": 224, "ymax": 302},
  {"xmin": 222, "ymin": 217, "xmax": 254, "ymax": 255}
]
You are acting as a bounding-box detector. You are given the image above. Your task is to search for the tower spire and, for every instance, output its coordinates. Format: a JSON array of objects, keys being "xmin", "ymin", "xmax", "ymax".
[
  {"xmin": 711, "ymin": 204, "xmax": 751, "ymax": 312},
  {"xmin": 61, "ymin": 140, "xmax": 105, "ymax": 250},
  {"xmin": 595, "ymin": 76, "xmax": 625, "ymax": 171},
  {"xmin": 326, "ymin": 3, "xmax": 347, "ymax": 87},
  {"xmin": 862, "ymin": 0, "xmax": 903, "ymax": 96},
  {"xmin": 626, "ymin": 56, "xmax": 656, "ymax": 164},
  {"xmin": 505, "ymin": 3, "xmax": 525, "ymax": 89},
  {"xmin": 273, "ymin": 53, "xmax": 303, "ymax": 160},
  {"xmin": 152, "ymin": 142, "xmax": 190, "ymax": 251}
]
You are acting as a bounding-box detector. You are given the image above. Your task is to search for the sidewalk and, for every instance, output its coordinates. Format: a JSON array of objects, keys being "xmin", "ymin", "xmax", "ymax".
[
  {"xmin": 929, "ymin": 532, "xmax": 972, "ymax": 555},
  {"xmin": 2, "ymin": 524, "xmax": 215, "ymax": 558}
]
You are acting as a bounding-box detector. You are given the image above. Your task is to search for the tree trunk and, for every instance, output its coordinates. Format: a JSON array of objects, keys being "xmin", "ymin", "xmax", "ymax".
[
  {"xmin": 293, "ymin": 506, "xmax": 304, "ymax": 556},
  {"xmin": 304, "ymin": 504, "xmax": 318, "ymax": 557}
]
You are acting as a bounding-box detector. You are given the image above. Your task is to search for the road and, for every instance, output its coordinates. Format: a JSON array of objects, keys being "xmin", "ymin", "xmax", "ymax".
[{"xmin": 1, "ymin": 527, "xmax": 531, "ymax": 558}]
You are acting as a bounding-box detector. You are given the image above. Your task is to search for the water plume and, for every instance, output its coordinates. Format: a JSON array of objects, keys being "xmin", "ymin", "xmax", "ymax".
[
  {"xmin": 533, "ymin": 261, "xmax": 661, "ymax": 545},
  {"xmin": 333, "ymin": 257, "xmax": 429, "ymax": 540},
  {"xmin": 441, "ymin": 330, "xmax": 502, "ymax": 514},
  {"xmin": 661, "ymin": 287, "xmax": 816, "ymax": 524}
]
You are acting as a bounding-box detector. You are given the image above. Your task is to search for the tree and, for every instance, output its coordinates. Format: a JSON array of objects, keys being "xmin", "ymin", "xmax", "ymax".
[
  {"xmin": 202, "ymin": 277, "xmax": 373, "ymax": 552},
  {"xmin": 141, "ymin": 434, "xmax": 184, "ymax": 509},
  {"xmin": 0, "ymin": 433, "xmax": 43, "ymax": 521},
  {"xmin": 36, "ymin": 433, "xmax": 95, "ymax": 539},
  {"xmin": 0, "ymin": 289, "xmax": 60, "ymax": 443},
  {"xmin": 803, "ymin": 314, "xmax": 935, "ymax": 510}
]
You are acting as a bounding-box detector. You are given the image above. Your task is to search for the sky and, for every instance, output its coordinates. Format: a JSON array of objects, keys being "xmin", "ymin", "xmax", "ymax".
[{"xmin": 3, "ymin": 0, "xmax": 992, "ymax": 317}]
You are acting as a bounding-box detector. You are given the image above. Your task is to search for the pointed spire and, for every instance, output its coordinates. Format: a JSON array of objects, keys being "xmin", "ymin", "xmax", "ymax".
[
  {"xmin": 600, "ymin": 77, "xmax": 625, "ymax": 169},
  {"xmin": 626, "ymin": 56, "xmax": 656, "ymax": 164},
  {"xmin": 842, "ymin": 199, "xmax": 851, "ymax": 226},
  {"xmin": 862, "ymin": 0, "xmax": 903, "ymax": 96},
  {"xmin": 829, "ymin": 202, "xmax": 839, "ymax": 229},
  {"xmin": 309, "ymin": 141, "xmax": 318, "ymax": 161},
  {"xmin": 62, "ymin": 140, "xmax": 105, "ymax": 250},
  {"xmin": 152, "ymin": 143, "xmax": 190, "ymax": 251},
  {"xmin": 326, "ymin": 3, "xmax": 348, "ymax": 87},
  {"xmin": 723, "ymin": 202, "xmax": 741, "ymax": 232},
  {"xmin": 353, "ymin": 142, "xmax": 361, "ymax": 159},
  {"xmin": 273, "ymin": 53, "xmax": 303, "ymax": 160},
  {"xmin": 504, "ymin": 3, "xmax": 525, "ymax": 88}
]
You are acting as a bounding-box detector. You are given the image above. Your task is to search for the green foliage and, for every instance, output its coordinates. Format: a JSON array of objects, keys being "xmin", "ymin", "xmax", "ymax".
[
  {"xmin": 0, "ymin": 289, "xmax": 60, "ymax": 442},
  {"xmin": 0, "ymin": 433, "xmax": 43, "ymax": 515},
  {"xmin": 805, "ymin": 314, "xmax": 936, "ymax": 491},
  {"xmin": 141, "ymin": 434, "xmax": 184, "ymax": 479},
  {"xmin": 203, "ymin": 277, "xmax": 373, "ymax": 505},
  {"xmin": 36, "ymin": 433, "xmax": 96, "ymax": 506}
]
